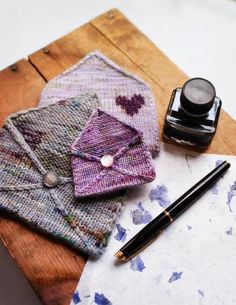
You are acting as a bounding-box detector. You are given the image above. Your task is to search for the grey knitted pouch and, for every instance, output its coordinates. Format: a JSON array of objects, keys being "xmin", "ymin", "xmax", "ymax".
[{"xmin": 0, "ymin": 93, "xmax": 125, "ymax": 257}]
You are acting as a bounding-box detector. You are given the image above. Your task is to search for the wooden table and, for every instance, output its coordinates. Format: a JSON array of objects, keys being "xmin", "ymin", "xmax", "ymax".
[{"xmin": 0, "ymin": 9, "xmax": 236, "ymax": 305}]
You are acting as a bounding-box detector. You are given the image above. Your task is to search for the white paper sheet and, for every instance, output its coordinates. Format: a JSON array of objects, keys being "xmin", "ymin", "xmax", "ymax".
[{"xmin": 71, "ymin": 144, "xmax": 236, "ymax": 305}]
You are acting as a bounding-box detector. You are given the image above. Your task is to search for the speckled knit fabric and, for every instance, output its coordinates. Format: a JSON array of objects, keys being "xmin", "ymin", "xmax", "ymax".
[
  {"xmin": 71, "ymin": 109, "xmax": 155, "ymax": 197},
  {"xmin": 0, "ymin": 94, "xmax": 125, "ymax": 257},
  {"xmin": 39, "ymin": 51, "xmax": 159, "ymax": 155}
]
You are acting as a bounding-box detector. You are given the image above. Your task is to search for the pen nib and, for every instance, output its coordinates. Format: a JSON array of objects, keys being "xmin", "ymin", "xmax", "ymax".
[{"xmin": 114, "ymin": 251, "xmax": 126, "ymax": 261}]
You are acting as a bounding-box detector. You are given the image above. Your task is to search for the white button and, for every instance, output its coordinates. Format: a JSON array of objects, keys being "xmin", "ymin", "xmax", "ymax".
[
  {"xmin": 43, "ymin": 171, "xmax": 59, "ymax": 188},
  {"xmin": 101, "ymin": 155, "xmax": 114, "ymax": 167}
]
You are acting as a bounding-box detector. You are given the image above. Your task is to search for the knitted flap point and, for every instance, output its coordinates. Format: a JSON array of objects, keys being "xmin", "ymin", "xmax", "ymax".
[
  {"xmin": 39, "ymin": 51, "xmax": 159, "ymax": 155},
  {"xmin": 0, "ymin": 94, "xmax": 125, "ymax": 257},
  {"xmin": 71, "ymin": 109, "xmax": 156, "ymax": 197}
]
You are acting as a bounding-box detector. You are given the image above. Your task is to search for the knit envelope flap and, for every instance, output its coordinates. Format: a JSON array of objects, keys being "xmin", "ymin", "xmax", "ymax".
[
  {"xmin": 71, "ymin": 109, "xmax": 141, "ymax": 158},
  {"xmin": 0, "ymin": 128, "xmax": 41, "ymax": 188},
  {"xmin": 6, "ymin": 94, "xmax": 99, "ymax": 177},
  {"xmin": 39, "ymin": 51, "xmax": 159, "ymax": 155},
  {"xmin": 71, "ymin": 110, "xmax": 155, "ymax": 197}
]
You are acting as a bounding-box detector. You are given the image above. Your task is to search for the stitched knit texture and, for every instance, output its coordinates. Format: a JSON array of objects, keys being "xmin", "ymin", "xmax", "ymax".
[
  {"xmin": 39, "ymin": 51, "xmax": 159, "ymax": 155},
  {"xmin": 0, "ymin": 94, "xmax": 125, "ymax": 257},
  {"xmin": 71, "ymin": 109, "xmax": 156, "ymax": 197}
]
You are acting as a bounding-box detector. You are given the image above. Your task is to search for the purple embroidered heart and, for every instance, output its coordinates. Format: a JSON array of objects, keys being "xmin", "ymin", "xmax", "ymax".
[
  {"xmin": 116, "ymin": 94, "xmax": 145, "ymax": 116},
  {"xmin": 17, "ymin": 125, "xmax": 45, "ymax": 150}
]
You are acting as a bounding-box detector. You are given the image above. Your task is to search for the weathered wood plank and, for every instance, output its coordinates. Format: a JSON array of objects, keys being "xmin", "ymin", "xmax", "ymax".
[
  {"xmin": 0, "ymin": 59, "xmax": 45, "ymax": 125},
  {"xmin": 92, "ymin": 9, "xmax": 187, "ymax": 91},
  {"xmin": 28, "ymin": 23, "xmax": 164, "ymax": 91}
]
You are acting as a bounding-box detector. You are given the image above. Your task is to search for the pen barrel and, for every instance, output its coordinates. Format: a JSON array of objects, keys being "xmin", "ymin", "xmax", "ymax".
[
  {"xmin": 166, "ymin": 160, "xmax": 230, "ymax": 219},
  {"xmin": 117, "ymin": 161, "xmax": 230, "ymax": 260},
  {"xmin": 119, "ymin": 211, "xmax": 170, "ymax": 259}
]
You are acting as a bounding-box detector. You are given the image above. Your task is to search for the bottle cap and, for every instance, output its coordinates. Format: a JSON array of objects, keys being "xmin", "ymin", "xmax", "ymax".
[{"xmin": 180, "ymin": 78, "xmax": 216, "ymax": 115}]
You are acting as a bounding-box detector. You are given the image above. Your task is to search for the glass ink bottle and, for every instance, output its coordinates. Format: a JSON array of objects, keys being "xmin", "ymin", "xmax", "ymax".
[{"xmin": 163, "ymin": 77, "xmax": 222, "ymax": 148}]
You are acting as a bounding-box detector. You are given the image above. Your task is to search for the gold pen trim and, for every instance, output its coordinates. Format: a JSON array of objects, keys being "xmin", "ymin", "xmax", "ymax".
[
  {"xmin": 114, "ymin": 250, "xmax": 127, "ymax": 261},
  {"xmin": 163, "ymin": 210, "xmax": 173, "ymax": 222},
  {"xmin": 114, "ymin": 230, "xmax": 164, "ymax": 261}
]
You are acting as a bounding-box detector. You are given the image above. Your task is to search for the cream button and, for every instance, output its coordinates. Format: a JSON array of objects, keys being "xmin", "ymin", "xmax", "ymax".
[
  {"xmin": 43, "ymin": 171, "xmax": 59, "ymax": 188},
  {"xmin": 101, "ymin": 155, "xmax": 114, "ymax": 167}
]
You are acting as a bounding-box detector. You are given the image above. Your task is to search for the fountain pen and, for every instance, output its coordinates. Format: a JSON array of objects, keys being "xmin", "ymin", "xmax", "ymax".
[{"xmin": 115, "ymin": 160, "xmax": 230, "ymax": 261}]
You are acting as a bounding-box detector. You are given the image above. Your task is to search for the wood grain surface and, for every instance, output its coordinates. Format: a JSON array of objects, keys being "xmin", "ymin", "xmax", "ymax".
[{"xmin": 0, "ymin": 8, "xmax": 235, "ymax": 305}]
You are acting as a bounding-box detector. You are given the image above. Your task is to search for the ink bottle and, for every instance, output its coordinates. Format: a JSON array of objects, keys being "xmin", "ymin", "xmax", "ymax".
[{"xmin": 163, "ymin": 78, "xmax": 222, "ymax": 147}]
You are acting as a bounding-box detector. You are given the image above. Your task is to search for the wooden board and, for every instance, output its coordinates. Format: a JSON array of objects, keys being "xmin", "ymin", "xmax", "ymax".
[{"xmin": 0, "ymin": 8, "xmax": 236, "ymax": 305}]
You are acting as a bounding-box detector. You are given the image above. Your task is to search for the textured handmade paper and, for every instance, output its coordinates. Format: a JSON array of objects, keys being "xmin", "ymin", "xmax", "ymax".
[{"xmin": 71, "ymin": 144, "xmax": 236, "ymax": 305}]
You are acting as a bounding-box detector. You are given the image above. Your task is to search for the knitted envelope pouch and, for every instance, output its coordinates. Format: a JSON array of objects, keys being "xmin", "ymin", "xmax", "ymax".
[
  {"xmin": 71, "ymin": 109, "xmax": 156, "ymax": 197},
  {"xmin": 0, "ymin": 94, "xmax": 125, "ymax": 257},
  {"xmin": 39, "ymin": 51, "xmax": 159, "ymax": 155}
]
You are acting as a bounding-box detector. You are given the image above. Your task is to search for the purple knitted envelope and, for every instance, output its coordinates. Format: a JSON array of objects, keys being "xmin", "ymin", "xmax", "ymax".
[
  {"xmin": 71, "ymin": 109, "xmax": 156, "ymax": 197},
  {"xmin": 39, "ymin": 51, "xmax": 159, "ymax": 155}
]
